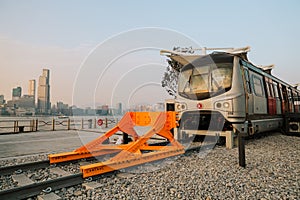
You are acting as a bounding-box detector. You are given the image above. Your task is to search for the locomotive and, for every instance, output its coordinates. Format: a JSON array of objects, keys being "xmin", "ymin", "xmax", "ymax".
[{"xmin": 161, "ymin": 47, "xmax": 300, "ymax": 147}]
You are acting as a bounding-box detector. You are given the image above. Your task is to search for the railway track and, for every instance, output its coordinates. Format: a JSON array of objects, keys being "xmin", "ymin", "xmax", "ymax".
[{"xmin": 0, "ymin": 141, "xmax": 212, "ymax": 200}]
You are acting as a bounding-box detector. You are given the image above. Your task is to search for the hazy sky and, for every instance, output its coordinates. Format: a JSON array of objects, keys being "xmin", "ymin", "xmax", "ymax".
[{"xmin": 0, "ymin": 0, "xmax": 299, "ymax": 108}]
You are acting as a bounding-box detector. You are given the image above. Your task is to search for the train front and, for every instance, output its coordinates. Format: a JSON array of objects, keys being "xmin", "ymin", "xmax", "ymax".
[{"xmin": 164, "ymin": 51, "xmax": 248, "ymax": 143}]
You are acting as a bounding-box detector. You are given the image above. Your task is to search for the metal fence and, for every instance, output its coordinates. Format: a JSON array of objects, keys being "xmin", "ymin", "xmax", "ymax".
[{"xmin": 0, "ymin": 117, "xmax": 119, "ymax": 134}]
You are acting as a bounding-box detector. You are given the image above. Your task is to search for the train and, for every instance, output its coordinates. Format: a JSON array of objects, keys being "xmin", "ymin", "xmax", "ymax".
[{"xmin": 161, "ymin": 47, "xmax": 300, "ymax": 147}]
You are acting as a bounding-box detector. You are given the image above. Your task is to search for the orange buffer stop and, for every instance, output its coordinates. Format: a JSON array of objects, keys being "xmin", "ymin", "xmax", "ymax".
[{"xmin": 48, "ymin": 112, "xmax": 185, "ymax": 178}]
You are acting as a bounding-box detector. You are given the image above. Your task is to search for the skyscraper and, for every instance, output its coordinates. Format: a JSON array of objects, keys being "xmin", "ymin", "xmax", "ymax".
[
  {"xmin": 28, "ymin": 79, "xmax": 36, "ymax": 103},
  {"xmin": 37, "ymin": 69, "xmax": 50, "ymax": 114},
  {"xmin": 12, "ymin": 86, "xmax": 22, "ymax": 100}
]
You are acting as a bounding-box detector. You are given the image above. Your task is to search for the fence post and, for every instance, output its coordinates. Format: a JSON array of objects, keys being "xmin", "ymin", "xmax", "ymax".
[
  {"xmin": 52, "ymin": 118, "xmax": 55, "ymax": 131},
  {"xmin": 81, "ymin": 118, "xmax": 84, "ymax": 129},
  {"xmin": 105, "ymin": 118, "xmax": 108, "ymax": 128},
  {"xmin": 67, "ymin": 118, "xmax": 71, "ymax": 130},
  {"xmin": 35, "ymin": 119, "xmax": 38, "ymax": 131},
  {"xmin": 30, "ymin": 120, "xmax": 33, "ymax": 131},
  {"xmin": 13, "ymin": 121, "xmax": 17, "ymax": 133}
]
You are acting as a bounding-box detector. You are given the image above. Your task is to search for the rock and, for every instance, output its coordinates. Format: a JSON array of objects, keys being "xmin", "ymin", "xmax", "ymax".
[{"xmin": 74, "ymin": 190, "xmax": 82, "ymax": 196}]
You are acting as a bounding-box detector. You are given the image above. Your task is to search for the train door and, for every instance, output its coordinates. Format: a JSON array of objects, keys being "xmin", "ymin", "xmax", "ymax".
[
  {"xmin": 273, "ymin": 82, "xmax": 281, "ymax": 115},
  {"xmin": 243, "ymin": 67, "xmax": 253, "ymax": 115},
  {"xmin": 265, "ymin": 77, "xmax": 276, "ymax": 115},
  {"xmin": 250, "ymin": 72, "xmax": 267, "ymax": 114}
]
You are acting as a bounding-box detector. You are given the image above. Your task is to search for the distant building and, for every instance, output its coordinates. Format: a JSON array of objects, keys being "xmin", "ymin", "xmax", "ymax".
[
  {"xmin": 70, "ymin": 106, "xmax": 84, "ymax": 116},
  {"xmin": 12, "ymin": 86, "xmax": 22, "ymax": 100},
  {"xmin": 37, "ymin": 69, "xmax": 51, "ymax": 114},
  {"xmin": 57, "ymin": 101, "xmax": 70, "ymax": 115},
  {"xmin": 101, "ymin": 105, "xmax": 109, "ymax": 115},
  {"xmin": 0, "ymin": 95, "xmax": 5, "ymax": 105},
  {"xmin": 28, "ymin": 79, "xmax": 36, "ymax": 104},
  {"xmin": 116, "ymin": 102, "xmax": 123, "ymax": 115},
  {"xmin": 7, "ymin": 95, "xmax": 35, "ymax": 116},
  {"xmin": 7, "ymin": 95, "xmax": 34, "ymax": 108},
  {"xmin": 85, "ymin": 107, "xmax": 96, "ymax": 115}
]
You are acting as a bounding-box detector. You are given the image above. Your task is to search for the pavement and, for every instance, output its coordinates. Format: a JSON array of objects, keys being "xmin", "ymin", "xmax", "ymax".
[
  {"xmin": 0, "ymin": 126, "xmax": 164, "ymax": 159},
  {"xmin": 0, "ymin": 129, "xmax": 110, "ymax": 159}
]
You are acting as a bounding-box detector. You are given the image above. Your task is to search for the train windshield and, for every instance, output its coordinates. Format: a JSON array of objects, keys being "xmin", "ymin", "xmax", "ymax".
[{"xmin": 178, "ymin": 57, "xmax": 233, "ymax": 100}]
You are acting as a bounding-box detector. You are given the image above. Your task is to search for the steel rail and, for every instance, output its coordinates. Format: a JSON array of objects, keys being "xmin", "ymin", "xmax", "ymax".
[
  {"xmin": 0, "ymin": 160, "xmax": 50, "ymax": 176},
  {"xmin": 0, "ymin": 173, "xmax": 84, "ymax": 200}
]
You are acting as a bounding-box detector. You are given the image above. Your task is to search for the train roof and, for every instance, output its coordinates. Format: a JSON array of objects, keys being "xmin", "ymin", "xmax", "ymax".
[{"xmin": 160, "ymin": 47, "xmax": 300, "ymax": 92}]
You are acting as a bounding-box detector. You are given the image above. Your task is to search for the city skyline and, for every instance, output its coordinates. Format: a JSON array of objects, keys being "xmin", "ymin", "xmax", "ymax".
[{"xmin": 0, "ymin": 1, "xmax": 299, "ymax": 107}]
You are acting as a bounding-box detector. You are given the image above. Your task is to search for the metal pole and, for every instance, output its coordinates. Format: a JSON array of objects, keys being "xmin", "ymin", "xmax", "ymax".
[
  {"xmin": 94, "ymin": 118, "xmax": 96, "ymax": 129},
  {"xmin": 52, "ymin": 118, "xmax": 55, "ymax": 131},
  {"xmin": 67, "ymin": 118, "xmax": 70, "ymax": 130},
  {"xmin": 105, "ymin": 118, "xmax": 108, "ymax": 128},
  {"xmin": 30, "ymin": 120, "xmax": 33, "ymax": 132},
  {"xmin": 35, "ymin": 119, "xmax": 38, "ymax": 131},
  {"xmin": 238, "ymin": 133, "xmax": 246, "ymax": 168},
  {"xmin": 81, "ymin": 118, "xmax": 84, "ymax": 129}
]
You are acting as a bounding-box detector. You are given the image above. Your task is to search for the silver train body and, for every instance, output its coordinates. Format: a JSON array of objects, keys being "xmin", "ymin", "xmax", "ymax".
[{"xmin": 162, "ymin": 48, "xmax": 300, "ymax": 141}]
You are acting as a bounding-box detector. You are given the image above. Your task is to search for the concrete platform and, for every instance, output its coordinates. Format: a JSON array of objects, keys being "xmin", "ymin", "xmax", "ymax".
[{"xmin": 0, "ymin": 130, "xmax": 108, "ymax": 159}]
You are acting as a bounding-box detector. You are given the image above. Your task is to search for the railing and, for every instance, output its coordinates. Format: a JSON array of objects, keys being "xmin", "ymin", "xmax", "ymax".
[{"xmin": 0, "ymin": 117, "xmax": 119, "ymax": 134}]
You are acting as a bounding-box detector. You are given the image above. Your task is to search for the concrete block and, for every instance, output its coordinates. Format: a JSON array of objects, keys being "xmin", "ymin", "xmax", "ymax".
[
  {"xmin": 37, "ymin": 193, "xmax": 62, "ymax": 200},
  {"xmin": 82, "ymin": 181, "xmax": 104, "ymax": 190},
  {"xmin": 11, "ymin": 174, "xmax": 34, "ymax": 186},
  {"xmin": 50, "ymin": 167, "xmax": 70, "ymax": 176}
]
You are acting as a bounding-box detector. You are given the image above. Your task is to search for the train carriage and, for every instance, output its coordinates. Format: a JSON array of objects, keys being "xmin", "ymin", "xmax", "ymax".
[{"xmin": 161, "ymin": 47, "xmax": 300, "ymax": 147}]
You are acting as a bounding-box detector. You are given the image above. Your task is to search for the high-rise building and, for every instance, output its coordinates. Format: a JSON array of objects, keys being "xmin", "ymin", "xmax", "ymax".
[
  {"xmin": 37, "ymin": 69, "xmax": 51, "ymax": 114},
  {"xmin": 0, "ymin": 95, "xmax": 5, "ymax": 105},
  {"xmin": 116, "ymin": 102, "xmax": 122, "ymax": 115},
  {"xmin": 12, "ymin": 87, "xmax": 22, "ymax": 100},
  {"xmin": 28, "ymin": 79, "xmax": 36, "ymax": 102}
]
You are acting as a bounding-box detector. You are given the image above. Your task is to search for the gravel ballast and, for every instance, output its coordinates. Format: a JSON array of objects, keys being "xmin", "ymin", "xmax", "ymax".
[{"xmin": 0, "ymin": 132, "xmax": 299, "ymax": 199}]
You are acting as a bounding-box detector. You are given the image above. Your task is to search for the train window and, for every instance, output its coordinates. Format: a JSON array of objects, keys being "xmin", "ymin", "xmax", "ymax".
[
  {"xmin": 295, "ymin": 92, "xmax": 300, "ymax": 112},
  {"xmin": 243, "ymin": 68, "xmax": 251, "ymax": 93},
  {"xmin": 252, "ymin": 75, "xmax": 264, "ymax": 97},
  {"xmin": 273, "ymin": 82, "xmax": 279, "ymax": 98},
  {"xmin": 178, "ymin": 62, "xmax": 233, "ymax": 100},
  {"xmin": 292, "ymin": 91, "xmax": 298, "ymax": 111}
]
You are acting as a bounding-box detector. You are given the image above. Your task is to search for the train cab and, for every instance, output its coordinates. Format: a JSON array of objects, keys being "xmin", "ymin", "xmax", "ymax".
[{"xmin": 162, "ymin": 47, "xmax": 300, "ymax": 142}]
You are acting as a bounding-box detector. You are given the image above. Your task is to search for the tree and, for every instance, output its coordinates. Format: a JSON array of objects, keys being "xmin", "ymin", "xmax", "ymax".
[{"xmin": 161, "ymin": 59, "xmax": 181, "ymax": 97}]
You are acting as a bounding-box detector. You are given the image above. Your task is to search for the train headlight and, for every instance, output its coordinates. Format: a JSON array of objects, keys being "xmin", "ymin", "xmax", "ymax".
[
  {"xmin": 223, "ymin": 102, "xmax": 230, "ymax": 108},
  {"xmin": 216, "ymin": 103, "xmax": 222, "ymax": 108},
  {"xmin": 214, "ymin": 100, "xmax": 232, "ymax": 111},
  {"xmin": 176, "ymin": 103, "xmax": 187, "ymax": 111}
]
